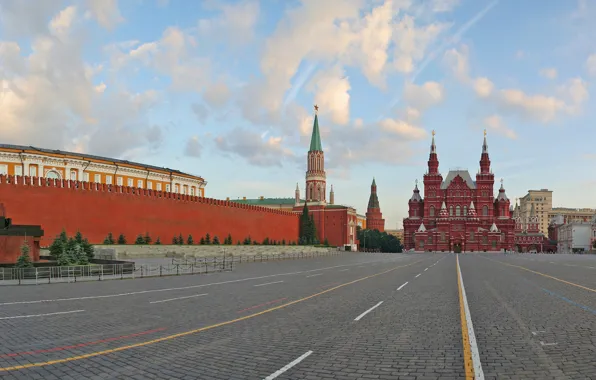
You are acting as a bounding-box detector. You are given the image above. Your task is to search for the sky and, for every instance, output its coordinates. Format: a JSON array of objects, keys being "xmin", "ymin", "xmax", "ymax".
[{"xmin": 1, "ymin": 0, "xmax": 595, "ymax": 230}]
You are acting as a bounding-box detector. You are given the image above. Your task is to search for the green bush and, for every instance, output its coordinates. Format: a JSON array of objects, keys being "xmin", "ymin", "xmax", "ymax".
[
  {"xmin": 117, "ymin": 234, "xmax": 126, "ymax": 244},
  {"xmin": 135, "ymin": 234, "xmax": 146, "ymax": 245},
  {"xmin": 103, "ymin": 232, "xmax": 115, "ymax": 245},
  {"xmin": 15, "ymin": 241, "xmax": 34, "ymax": 268}
]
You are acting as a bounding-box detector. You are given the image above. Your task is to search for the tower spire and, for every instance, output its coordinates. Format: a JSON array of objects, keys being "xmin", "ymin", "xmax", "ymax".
[
  {"xmin": 309, "ymin": 105, "xmax": 323, "ymax": 152},
  {"xmin": 479, "ymin": 130, "xmax": 491, "ymax": 174},
  {"xmin": 427, "ymin": 130, "xmax": 439, "ymax": 175},
  {"xmin": 482, "ymin": 129, "xmax": 488, "ymax": 153},
  {"xmin": 431, "ymin": 130, "xmax": 436, "ymax": 153},
  {"xmin": 366, "ymin": 177, "xmax": 384, "ymax": 232}
]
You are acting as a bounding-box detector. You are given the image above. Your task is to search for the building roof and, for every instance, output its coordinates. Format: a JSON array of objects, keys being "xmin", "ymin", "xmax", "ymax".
[
  {"xmin": 0, "ymin": 144, "xmax": 204, "ymax": 181},
  {"xmin": 309, "ymin": 114, "xmax": 323, "ymax": 152},
  {"xmin": 440, "ymin": 170, "xmax": 476, "ymax": 190},
  {"xmin": 233, "ymin": 198, "xmax": 299, "ymax": 206}
]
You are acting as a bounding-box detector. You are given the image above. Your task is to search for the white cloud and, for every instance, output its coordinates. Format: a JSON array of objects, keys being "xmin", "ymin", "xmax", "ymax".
[
  {"xmin": 198, "ymin": 1, "xmax": 260, "ymax": 45},
  {"xmin": 402, "ymin": 81, "xmax": 444, "ymax": 110},
  {"xmin": 184, "ymin": 136, "xmax": 202, "ymax": 157},
  {"xmin": 539, "ymin": 68, "xmax": 558, "ymax": 80},
  {"xmin": 308, "ymin": 66, "xmax": 351, "ymax": 126},
  {"xmin": 379, "ymin": 118, "xmax": 428, "ymax": 140},
  {"xmin": 85, "ymin": 0, "xmax": 123, "ymax": 30},
  {"xmin": 215, "ymin": 128, "xmax": 295, "ymax": 167},
  {"xmin": 203, "ymin": 82, "xmax": 231, "ymax": 108},
  {"xmin": 49, "ymin": 6, "xmax": 77, "ymax": 39},
  {"xmin": 473, "ymin": 77, "xmax": 494, "ymax": 97},
  {"xmin": 482, "ymin": 115, "xmax": 517, "ymax": 140},
  {"xmin": 586, "ymin": 54, "xmax": 596, "ymax": 76},
  {"xmin": 443, "ymin": 45, "xmax": 470, "ymax": 82}
]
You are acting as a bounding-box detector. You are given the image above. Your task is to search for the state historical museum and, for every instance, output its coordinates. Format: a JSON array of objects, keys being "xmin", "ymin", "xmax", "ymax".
[{"xmin": 403, "ymin": 131, "xmax": 515, "ymax": 253}]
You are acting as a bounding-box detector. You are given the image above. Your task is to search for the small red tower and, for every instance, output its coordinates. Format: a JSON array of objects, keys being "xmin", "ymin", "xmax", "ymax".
[{"xmin": 365, "ymin": 178, "xmax": 385, "ymax": 232}]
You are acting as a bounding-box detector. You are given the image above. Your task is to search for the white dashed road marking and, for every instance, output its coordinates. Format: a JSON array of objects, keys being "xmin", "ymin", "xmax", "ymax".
[
  {"xmin": 149, "ymin": 293, "xmax": 208, "ymax": 304},
  {"xmin": 354, "ymin": 301, "xmax": 384, "ymax": 321},
  {"xmin": 254, "ymin": 281, "xmax": 284, "ymax": 287},
  {"xmin": 415, "ymin": 274, "xmax": 421, "ymax": 278},
  {"xmin": 397, "ymin": 282, "xmax": 408, "ymax": 291},
  {"xmin": 0, "ymin": 310, "xmax": 85, "ymax": 320},
  {"xmin": 264, "ymin": 350, "xmax": 313, "ymax": 380}
]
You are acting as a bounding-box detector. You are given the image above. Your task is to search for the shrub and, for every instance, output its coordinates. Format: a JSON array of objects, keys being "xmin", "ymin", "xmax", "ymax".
[
  {"xmin": 144, "ymin": 232, "xmax": 152, "ymax": 245},
  {"xmin": 50, "ymin": 231, "xmax": 94, "ymax": 266},
  {"xmin": 155, "ymin": 237, "xmax": 161, "ymax": 245},
  {"xmin": 243, "ymin": 236, "xmax": 251, "ymax": 245},
  {"xmin": 15, "ymin": 241, "xmax": 34, "ymax": 268},
  {"xmin": 178, "ymin": 233, "xmax": 184, "ymax": 245},
  {"xmin": 200, "ymin": 237, "xmax": 205, "ymax": 245},
  {"xmin": 135, "ymin": 234, "xmax": 146, "ymax": 245},
  {"xmin": 212, "ymin": 236, "xmax": 220, "ymax": 245},
  {"xmin": 117, "ymin": 234, "xmax": 126, "ymax": 245},
  {"xmin": 262, "ymin": 237, "xmax": 270, "ymax": 245},
  {"xmin": 172, "ymin": 235, "xmax": 179, "ymax": 245},
  {"xmin": 205, "ymin": 233, "xmax": 211, "ymax": 244},
  {"xmin": 282, "ymin": 239, "xmax": 286, "ymax": 245},
  {"xmin": 187, "ymin": 234, "xmax": 194, "ymax": 245},
  {"xmin": 226, "ymin": 234, "xmax": 233, "ymax": 245},
  {"xmin": 103, "ymin": 232, "xmax": 115, "ymax": 245}
]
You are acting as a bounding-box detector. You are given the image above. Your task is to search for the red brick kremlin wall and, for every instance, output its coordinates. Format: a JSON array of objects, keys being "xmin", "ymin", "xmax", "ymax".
[{"xmin": 0, "ymin": 175, "xmax": 299, "ymax": 246}]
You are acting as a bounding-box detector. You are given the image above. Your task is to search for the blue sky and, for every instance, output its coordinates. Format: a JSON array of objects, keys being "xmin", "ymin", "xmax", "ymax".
[{"xmin": 1, "ymin": 0, "xmax": 595, "ymax": 229}]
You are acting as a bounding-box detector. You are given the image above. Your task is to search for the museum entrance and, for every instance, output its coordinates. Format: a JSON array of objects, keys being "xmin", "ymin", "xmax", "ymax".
[{"xmin": 453, "ymin": 243, "xmax": 462, "ymax": 253}]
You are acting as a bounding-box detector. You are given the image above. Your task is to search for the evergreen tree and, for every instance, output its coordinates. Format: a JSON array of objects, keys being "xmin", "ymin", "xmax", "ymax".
[
  {"xmin": 212, "ymin": 235, "xmax": 220, "ymax": 245},
  {"xmin": 282, "ymin": 239, "xmax": 286, "ymax": 245},
  {"xmin": 117, "ymin": 234, "xmax": 126, "ymax": 244},
  {"xmin": 227, "ymin": 233, "xmax": 233, "ymax": 245},
  {"xmin": 323, "ymin": 237, "xmax": 330, "ymax": 246},
  {"xmin": 205, "ymin": 233, "xmax": 211, "ymax": 244},
  {"xmin": 178, "ymin": 233, "xmax": 184, "ymax": 245},
  {"xmin": 49, "ymin": 230, "xmax": 68, "ymax": 259},
  {"xmin": 299, "ymin": 203, "xmax": 310, "ymax": 244},
  {"xmin": 135, "ymin": 234, "xmax": 145, "ymax": 244},
  {"xmin": 200, "ymin": 237, "xmax": 205, "ymax": 245},
  {"xmin": 262, "ymin": 237, "xmax": 270, "ymax": 245},
  {"xmin": 74, "ymin": 231, "xmax": 94, "ymax": 260},
  {"xmin": 187, "ymin": 234, "xmax": 194, "ymax": 245},
  {"xmin": 172, "ymin": 235, "xmax": 179, "ymax": 244},
  {"xmin": 243, "ymin": 236, "xmax": 251, "ymax": 245},
  {"xmin": 103, "ymin": 232, "xmax": 115, "ymax": 245},
  {"xmin": 155, "ymin": 237, "xmax": 161, "ymax": 245},
  {"xmin": 308, "ymin": 214, "xmax": 318, "ymax": 244},
  {"xmin": 144, "ymin": 232, "xmax": 152, "ymax": 245},
  {"xmin": 15, "ymin": 241, "xmax": 34, "ymax": 268},
  {"xmin": 236, "ymin": 240, "xmax": 241, "ymax": 245}
]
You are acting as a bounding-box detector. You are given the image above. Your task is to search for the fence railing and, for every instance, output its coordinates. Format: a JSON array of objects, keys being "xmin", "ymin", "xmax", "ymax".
[
  {"xmin": 0, "ymin": 259, "xmax": 233, "ymax": 286},
  {"xmin": 169, "ymin": 249, "xmax": 342, "ymax": 265}
]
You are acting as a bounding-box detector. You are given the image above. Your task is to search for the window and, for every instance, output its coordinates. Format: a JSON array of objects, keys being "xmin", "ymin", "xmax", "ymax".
[
  {"xmin": 482, "ymin": 205, "xmax": 489, "ymax": 216},
  {"xmin": 428, "ymin": 236, "xmax": 433, "ymax": 244},
  {"xmin": 157, "ymin": 183, "xmax": 162, "ymax": 191},
  {"xmin": 190, "ymin": 187, "xmax": 195, "ymax": 196},
  {"xmin": 0, "ymin": 164, "xmax": 7, "ymax": 175},
  {"xmin": 175, "ymin": 184, "xmax": 180, "ymax": 193},
  {"xmin": 429, "ymin": 206, "xmax": 435, "ymax": 217},
  {"xmin": 137, "ymin": 179, "xmax": 143, "ymax": 188},
  {"xmin": 84, "ymin": 172, "xmax": 89, "ymax": 182},
  {"xmin": 183, "ymin": 186, "xmax": 188, "ymax": 195},
  {"xmin": 464, "ymin": 206, "xmax": 467, "ymax": 215},
  {"xmin": 47, "ymin": 170, "xmax": 61, "ymax": 179},
  {"xmin": 14, "ymin": 165, "xmax": 23, "ymax": 176},
  {"xmin": 166, "ymin": 184, "xmax": 171, "ymax": 192},
  {"xmin": 440, "ymin": 232, "xmax": 446, "ymax": 242},
  {"xmin": 94, "ymin": 174, "xmax": 101, "ymax": 183},
  {"xmin": 449, "ymin": 206, "xmax": 453, "ymax": 216},
  {"xmin": 117, "ymin": 177, "xmax": 123, "ymax": 186},
  {"xmin": 147, "ymin": 181, "xmax": 152, "ymax": 190},
  {"xmin": 106, "ymin": 175, "xmax": 113, "ymax": 185},
  {"xmin": 470, "ymin": 231, "xmax": 475, "ymax": 240},
  {"xmin": 29, "ymin": 166, "xmax": 37, "ymax": 177},
  {"xmin": 70, "ymin": 171, "xmax": 77, "ymax": 180},
  {"xmin": 456, "ymin": 205, "xmax": 461, "ymax": 216},
  {"xmin": 492, "ymin": 240, "xmax": 497, "ymax": 249},
  {"xmin": 127, "ymin": 178, "xmax": 133, "ymax": 187}
]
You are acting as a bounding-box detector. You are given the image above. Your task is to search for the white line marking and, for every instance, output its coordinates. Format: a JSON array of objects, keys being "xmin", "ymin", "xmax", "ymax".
[
  {"xmin": 0, "ymin": 257, "xmax": 409, "ymax": 306},
  {"xmin": 415, "ymin": 274, "xmax": 421, "ymax": 278},
  {"xmin": 306, "ymin": 273, "xmax": 322, "ymax": 278},
  {"xmin": 0, "ymin": 310, "xmax": 84, "ymax": 320},
  {"xmin": 264, "ymin": 350, "xmax": 313, "ymax": 380},
  {"xmin": 531, "ymin": 331, "xmax": 546, "ymax": 336},
  {"xmin": 149, "ymin": 293, "xmax": 208, "ymax": 304},
  {"xmin": 339, "ymin": 269, "xmax": 349, "ymax": 272},
  {"xmin": 424, "ymin": 268, "xmax": 428, "ymax": 271},
  {"xmin": 354, "ymin": 301, "xmax": 384, "ymax": 321},
  {"xmin": 457, "ymin": 255, "xmax": 485, "ymax": 379},
  {"xmin": 397, "ymin": 282, "xmax": 408, "ymax": 291},
  {"xmin": 254, "ymin": 281, "xmax": 284, "ymax": 287}
]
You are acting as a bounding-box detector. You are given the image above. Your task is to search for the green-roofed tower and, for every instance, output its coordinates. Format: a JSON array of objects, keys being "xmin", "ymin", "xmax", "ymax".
[{"xmin": 304, "ymin": 105, "xmax": 327, "ymax": 203}]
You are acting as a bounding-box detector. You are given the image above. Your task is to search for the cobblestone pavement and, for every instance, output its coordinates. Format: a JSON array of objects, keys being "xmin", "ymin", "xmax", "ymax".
[{"xmin": 0, "ymin": 252, "xmax": 595, "ymax": 379}]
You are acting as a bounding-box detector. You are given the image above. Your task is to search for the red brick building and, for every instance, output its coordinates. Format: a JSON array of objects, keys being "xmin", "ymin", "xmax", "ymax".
[
  {"xmin": 365, "ymin": 178, "xmax": 385, "ymax": 232},
  {"xmin": 403, "ymin": 131, "xmax": 515, "ymax": 252},
  {"xmin": 512, "ymin": 202, "xmax": 551, "ymax": 252},
  {"xmin": 0, "ymin": 204, "xmax": 44, "ymax": 263}
]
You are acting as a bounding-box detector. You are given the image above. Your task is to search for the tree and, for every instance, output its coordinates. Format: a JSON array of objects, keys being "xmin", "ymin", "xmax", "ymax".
[
  {"xmin": 200, "ymin": 237, "xmax": 205, "ymax": 245},
  {"xmin": 49, "ymin": 230, "xmax": 68, "ymax": 259},
  {"xmin": 356, "ymin": 228, "xmax": 402, "ymax": 253},
  {"xmin": 282, "ymin": 239, "xmax": 286, "ymax": 245},
  {"xmin": 308, "ymin": 214, "xmax": 318, "ymax": 244},
  {"xmin": 144, "ymin": 232, "xmax": 152, "ymax": 245},
  {"xmin": 243, "ymin": 236, "xmax": 251, "ymax": 245},
  {"xmin": 323, "ymin": 237, "xmax": 329, "ymax": 246},
  {"xmin": 237, "ymin": 240, "xmax": 241, "ymax": 245},
  {"xmin": 212, "ymin": 235, "xmax": 220, "ymax": 245},
  {"xmin": 15, "ymin": 241, "xmax": 34, "ymax": 268},
  {"xmin": 155, "ymin": 237, "xmax": 161, "ymax": 245},
  {"xmin": 187, "ymin": 234, "xmax": 194, "ymax": 245},
  {"xmin": 225, "ymin": 233, "xmax": 233, "ymax": 245},
  {"xmin": 172, "ymin": 235, "xmax": 179, "ymax": 244},
  {"xmin": 262, "ymin": 237, "xmax": 270, "ymax": 245},
  {"xmin": 135, "ymin": 234, "xmax": 146, "ymax": 245},
  {"xmin": 103, "ymin": 232, "xmax": 115, "ymax": 245},
  {"xmin": 205, "ymin": 233, "xmax": 211, "ymax": 244},
  {"xmin": 74, "ymin": 231, "xmax": 94, "ymax": 260},
  {"xmin": 299, "ymin": 203, "xmax": 311, "ymax": 244},
  {"xmin": 178, "ymin": 233, "xmax": 184, "ymax": 245},
  {"xmin": 117, "ymin": 234, "xmax": 126, "ymax": 244}
]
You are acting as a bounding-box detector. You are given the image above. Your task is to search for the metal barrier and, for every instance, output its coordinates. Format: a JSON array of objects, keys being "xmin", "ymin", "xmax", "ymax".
[{"xmin": 0, "ymin": 260, "xmax": 233, "ymax": 286}]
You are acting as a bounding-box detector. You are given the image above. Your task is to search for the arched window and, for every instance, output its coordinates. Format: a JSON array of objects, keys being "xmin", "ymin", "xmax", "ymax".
[
  {"xmin": 429, "ymin": 206, "xmax": 435, "ymax": 217},
  {"xmin": 449, "ymin": 206, "xmax": 453, "ymax": 216},
  {"xmin": 46, "ymin": 170, "xmax": 61, "ymax": 180},
  {"xmin": 456, "ymin": 205, "xmax": 461, "ymax": 216},
  {"xmin": 483, "ymin": 205, "xmax": 489, "ymax": 216},
  {"xmin": 464, "ymin": 206, "xmax": 467, "ymax": 215}
]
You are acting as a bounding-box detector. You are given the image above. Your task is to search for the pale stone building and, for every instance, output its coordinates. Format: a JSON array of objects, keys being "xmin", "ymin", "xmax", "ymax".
[{"xmin": 557, "ymin": 222, "xmax": 592, "ymax": 253}]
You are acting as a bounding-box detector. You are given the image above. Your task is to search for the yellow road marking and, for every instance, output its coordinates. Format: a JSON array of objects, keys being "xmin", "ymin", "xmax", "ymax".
[
  {"xmin": 0, "ymin": 258, "xmax": 427, "ymax": 372},
  {"xmin": 480, "ymin": 256, "xmax": 596, "ymax": 293},
  {"xmin": 456, "ymin": 256, "xmax": 475, "ymax": 380}
]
